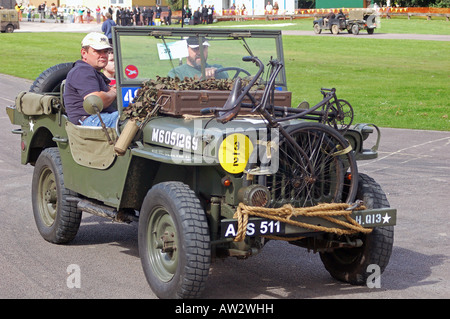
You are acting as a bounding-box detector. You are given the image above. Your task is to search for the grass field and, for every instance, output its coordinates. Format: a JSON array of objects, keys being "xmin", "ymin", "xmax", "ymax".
[{"xmin": 0, "ymin": 17, "xmax": 448, "ymax": 131}]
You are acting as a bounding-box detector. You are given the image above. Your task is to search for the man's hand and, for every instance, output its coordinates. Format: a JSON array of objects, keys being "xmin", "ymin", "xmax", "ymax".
[{"xmin": 204, "ymin": 67, "xmax": 217, "ymax": 79}]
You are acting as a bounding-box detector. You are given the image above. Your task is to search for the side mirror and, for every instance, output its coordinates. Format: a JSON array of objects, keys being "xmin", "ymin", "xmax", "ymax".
[
  {"xmin": 83, "ymin": 95, "xmax": 104, "ymax": 115},
  {"xmin": 82, "ymin": 95, "xmax": 114, "ymax": 145}
]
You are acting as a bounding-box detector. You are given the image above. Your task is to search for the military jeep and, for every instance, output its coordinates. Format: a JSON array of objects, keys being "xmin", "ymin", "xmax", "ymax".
[
  {"xmin": 313, "ymin": 14, "xmax": 347, "ymax": 35},
  {"xmin": 6, "ymin": 27, "xmax": 396, "ymax": 299},
  {"xmin": 313, "ymin": 9, "xmax": 377, "ymax": 35},
  {"xmin": 0, "ymin": 9, "xmax": 19, "ymax": 33},
  {"xmin": 346, "ymin": 9, "xmax": 378, "ymax": 35}
]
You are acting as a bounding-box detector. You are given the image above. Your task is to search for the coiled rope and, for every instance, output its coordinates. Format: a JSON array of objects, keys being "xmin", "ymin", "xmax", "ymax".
[{"xmin": 232, "ymin": 201, "xmax": 372, "ymax": 242}]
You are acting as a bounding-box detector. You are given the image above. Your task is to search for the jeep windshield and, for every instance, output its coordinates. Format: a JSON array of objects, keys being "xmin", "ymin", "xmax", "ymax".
[{"xmin": 111, "ymin": 27, "xmax": 287, "ymax": 110}]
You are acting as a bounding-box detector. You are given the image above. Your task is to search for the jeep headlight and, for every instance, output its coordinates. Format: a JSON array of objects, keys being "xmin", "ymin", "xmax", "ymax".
[{"xmin": 238, "ymin": 184, "xmax": 270, "ymax": 207}]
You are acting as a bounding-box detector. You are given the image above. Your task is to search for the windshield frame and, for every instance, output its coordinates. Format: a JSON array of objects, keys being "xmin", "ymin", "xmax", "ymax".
[{"xmin": 111, "ymin": 27, "xmax": 287, "ymax": 114}]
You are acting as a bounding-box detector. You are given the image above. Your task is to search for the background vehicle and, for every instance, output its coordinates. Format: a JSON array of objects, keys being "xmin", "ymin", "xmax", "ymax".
[
  {"xmin": 313, "ymin": 9, "xmax": 377, "ymax": 35},
  {"xmin": 0, "ymin": 9, "xmax": 19, "ymax": 33},
  {"xmin": 347, "ymin": 9, "xmax": 377, "ymax": 35},
  {"xmin": 313, "ymin": 14, "xmax": 347, "ymax": 35},
  {"xmin": 6, "ymin": 27, "xmax": 395, "ymax": 299}
]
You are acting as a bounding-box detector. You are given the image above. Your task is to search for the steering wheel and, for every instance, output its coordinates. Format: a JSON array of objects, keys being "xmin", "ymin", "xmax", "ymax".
[{"xmin": 215, "ymin": 67, "xmax": 251, "ymax": 80}]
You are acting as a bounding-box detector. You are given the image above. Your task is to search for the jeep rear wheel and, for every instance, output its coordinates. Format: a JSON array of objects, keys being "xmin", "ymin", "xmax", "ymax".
[
  {"xmin": 32, "ymin": 148, "xmax": 81, "ymax": 244},
  {"xmin": 138, "ymin": 182, "xmax": 211, "ymax": 299},
  {"xmin": 319, "ymin": 173, "xmax": 394, "ymax": 285},
  {"xmin": 331, "ymin": 24, "xmax": 339, "ymax": 35}
]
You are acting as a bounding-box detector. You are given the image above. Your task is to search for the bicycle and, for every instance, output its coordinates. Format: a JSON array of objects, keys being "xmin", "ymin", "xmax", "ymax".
[{"xmin": 201, "ymin": 56, "xmax": 358, "ymax": 207}]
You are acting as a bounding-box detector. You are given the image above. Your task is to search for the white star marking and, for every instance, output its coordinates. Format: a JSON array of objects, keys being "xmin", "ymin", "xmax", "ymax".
[
  {"xmin": 29, "ymin": 120, "xmax": 34, "ymax": 132},
  {"xmin": 382, "ymin": 213, "xmax": 391, "ymax": 224}
]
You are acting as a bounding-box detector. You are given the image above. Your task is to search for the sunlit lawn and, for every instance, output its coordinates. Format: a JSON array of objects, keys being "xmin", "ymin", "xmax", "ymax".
[{"xmin": 0, "ymin": 16, "xmax": 448, "ymax": 130}]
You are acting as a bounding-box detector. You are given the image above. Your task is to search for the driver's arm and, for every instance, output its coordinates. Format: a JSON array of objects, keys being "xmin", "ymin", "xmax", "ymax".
[{"xmin": 85, "ymin": 86, "xmax": 117, "ymax": 108}]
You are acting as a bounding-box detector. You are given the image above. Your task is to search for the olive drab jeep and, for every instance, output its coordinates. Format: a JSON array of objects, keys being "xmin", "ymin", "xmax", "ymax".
[
  {"xmin": 0, "ymin": 9, "xmax": 19, "ymax": 33},
  {"xmin": 313, "ymin": 9, "xmax": 377, "ymax": 35},
  {"xmin": 6, "ymin": 27, "xmax": 396, "ymax": 299}
]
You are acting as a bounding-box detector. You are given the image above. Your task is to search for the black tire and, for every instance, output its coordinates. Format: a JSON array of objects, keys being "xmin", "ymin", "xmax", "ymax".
[
  {"xmin": 5, "ymin": 24, "xmax": 14, "ymax": 33},
  {"xmin": 313, "ymin": 23, "xmax": 322, "ymax": 34},
  {"xmin": 331, "ymin": 24, "xmax": 339, "ymax": 35},
  {"xmin": 351, "ymin": 24, "xmax": 359, "ymax": 35},
  {"xmin": 29, "ymin": 62, "xmax": 73, "ymax": 93},
  {"xmin": 138, "ymin": 182, "xmax": 211, "ymax": 299},
  {"xmin": 32, "ymin": 148, "xmax": 82, "ymax": 244},
  {"xmin": 367, "ymin": 28, "xmax": 375, "ymax": 35},
  {"xmin": 319, "ymin": 173, "xmax": 394, "ymax": 285}
]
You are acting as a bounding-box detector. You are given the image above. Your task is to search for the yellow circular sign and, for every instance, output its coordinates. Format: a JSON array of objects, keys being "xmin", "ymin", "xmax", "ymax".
[{"xmin": 218, "ymin": 133, "xmax": 254, "ymax": 174}]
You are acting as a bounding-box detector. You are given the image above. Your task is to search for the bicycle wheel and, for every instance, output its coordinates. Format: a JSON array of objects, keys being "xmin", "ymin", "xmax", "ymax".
[
  {"xmin": 245, "ymin": 122, "xmax": 358, "ymax": 207},
  {"xmin": 325, "ymin": 99, "xmax": 354, "ymax": 132}
]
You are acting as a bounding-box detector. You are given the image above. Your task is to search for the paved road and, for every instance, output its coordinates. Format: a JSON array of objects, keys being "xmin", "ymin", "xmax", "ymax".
[
  {"xmin": 1, "ymin": 73, "xmax": 449, "ymax": 300},
  {"xmin": 283, "ymin": 29, "xmax": 450, "ymax": 41}
]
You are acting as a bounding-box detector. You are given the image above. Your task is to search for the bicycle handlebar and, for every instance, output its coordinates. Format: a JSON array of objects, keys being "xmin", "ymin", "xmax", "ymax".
[
  {"xmin": 200, "ymin": 57, "xmax": 338, "ymax": 125},
  {"xmin": 200, "ymin": 56, "xmax": 264, "ymax": 122}
]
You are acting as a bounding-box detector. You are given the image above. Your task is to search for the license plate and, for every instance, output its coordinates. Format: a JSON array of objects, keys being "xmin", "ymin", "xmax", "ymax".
[
  {"xmin": 352, "ymin": 209, "xmax": 396, "ymax": 227},
  {"xmin": 221, "ymin": 218, "xmax": 285, "ymax": 238}
]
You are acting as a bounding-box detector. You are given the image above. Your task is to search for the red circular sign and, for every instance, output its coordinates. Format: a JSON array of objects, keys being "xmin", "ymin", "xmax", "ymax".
[{"xmin": 125, "ymin": 65, "xmax": 138, "ymax": 79}]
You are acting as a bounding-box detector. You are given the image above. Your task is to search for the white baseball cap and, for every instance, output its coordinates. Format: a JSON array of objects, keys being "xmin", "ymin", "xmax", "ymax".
[{"xmin": 81, "ymin": 32, "xmax": 112, "ymax": 50}]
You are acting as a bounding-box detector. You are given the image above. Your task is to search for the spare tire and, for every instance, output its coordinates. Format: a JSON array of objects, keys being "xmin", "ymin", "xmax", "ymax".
[{"xmin": 30, "ymin": 62, "xmax": 74, "ymax": 93}]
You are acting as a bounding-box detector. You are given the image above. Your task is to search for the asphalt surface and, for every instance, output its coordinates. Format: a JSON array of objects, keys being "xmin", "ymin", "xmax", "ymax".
[{"xmin": 1, "ymin": 22, "xmax": 449, "ymax": 301}]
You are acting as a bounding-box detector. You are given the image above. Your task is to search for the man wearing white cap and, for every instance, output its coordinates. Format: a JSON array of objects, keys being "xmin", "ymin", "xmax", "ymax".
[
  {"xmin": 168, "ymin": 37, "xmax": 227, "ymax": 80},
  {"xmin": 64, "ymin": 32, "xmax": 118, "ymax": 127}
]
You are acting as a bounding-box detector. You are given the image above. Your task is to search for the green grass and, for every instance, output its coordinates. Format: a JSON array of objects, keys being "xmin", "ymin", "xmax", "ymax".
[
  {"xmin": 0, "ymin": 21, "xmax": 448, "ymax": 131},
  {"xmin": 283, "ymin": 36, "xmax": 449, "ymax": 131},
  {"xmin": 0, "ymin": 32, "xmax": 83, "ymax": 79},
  {"xmin": 212, "ymin": 16, "xmax": 450, "ymax": 35}
]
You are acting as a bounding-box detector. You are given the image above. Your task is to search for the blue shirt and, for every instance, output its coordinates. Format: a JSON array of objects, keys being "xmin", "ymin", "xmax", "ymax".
[
  {"xmin": 64, "ymin": 60, "xmax": 115, "ymax": 125},
  {"xmin": 101, "ymin": 19, "xmax": 116, "ymax": 40}
]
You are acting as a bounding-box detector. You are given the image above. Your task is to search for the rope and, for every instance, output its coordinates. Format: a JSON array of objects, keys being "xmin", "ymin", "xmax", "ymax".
[{"xmin": 232, "ymin": 202, "xmax": 372, "ymax": 242}]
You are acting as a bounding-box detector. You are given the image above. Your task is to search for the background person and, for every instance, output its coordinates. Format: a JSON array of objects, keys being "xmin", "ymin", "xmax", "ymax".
[
  {"xmin": 103, "ymin": 51, "xmax": 116, "ymax": 86},
  {"xmin": 168, "ymin": 37, "xmax": 228, "ymax": 80},
  {"xmin": 102, "ymin": 12, "xmax": 116, "ymax": 45}
]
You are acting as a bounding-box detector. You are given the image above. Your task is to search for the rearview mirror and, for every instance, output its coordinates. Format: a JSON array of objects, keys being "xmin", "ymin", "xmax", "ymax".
[{"xmin": 83, "ymin": 95, "xmax": 104, "ymax": 115}]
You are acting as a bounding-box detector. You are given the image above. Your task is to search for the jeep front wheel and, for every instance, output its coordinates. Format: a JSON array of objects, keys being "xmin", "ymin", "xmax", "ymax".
[
  {"xmin": 32, "ymin": 148, "xmax": 81, "ymax": 244},
  {"xmin": 138, "ymin": 182, "xmax": 211, "ymax": 299},
  {"xmin": 5, "ymin": 24, "xmax": 14, "ymax": 33},
  {"xmin": 319, "ymin": 173, "xmax": 394, "ymax": 285}
]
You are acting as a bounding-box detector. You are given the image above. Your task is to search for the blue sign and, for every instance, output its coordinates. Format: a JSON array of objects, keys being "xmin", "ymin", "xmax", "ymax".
[{"xmin": 121, "ymin": 87, "xmax": 139, "ymax": 108}]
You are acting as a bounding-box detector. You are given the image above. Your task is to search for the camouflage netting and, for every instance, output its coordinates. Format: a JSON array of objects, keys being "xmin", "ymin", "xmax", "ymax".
[
  {"xmin": 121, "ymin": 76, "xmax": 262, "ymax": 122},
  {"xmin": 121, "ymin": 76, "xmax": 237, "ymax": 122}
]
